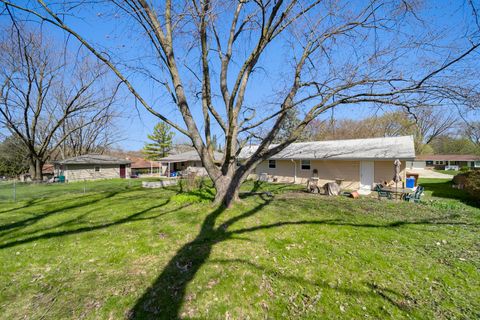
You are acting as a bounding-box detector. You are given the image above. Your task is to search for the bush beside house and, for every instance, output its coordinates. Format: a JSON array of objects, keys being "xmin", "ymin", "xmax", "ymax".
[{"xmin": 453, "ymin": 171, "xmax": 480, "ymax": 199}]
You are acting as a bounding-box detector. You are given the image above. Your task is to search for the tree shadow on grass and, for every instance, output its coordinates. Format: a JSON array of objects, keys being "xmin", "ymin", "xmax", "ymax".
[
  {"xmin": 0, "ymin": 181, "xmax": 216, "ymax": 248},
  {"xmin": 231, "ymin": 216, "xmax": 478, "ymax": 235},
  {"xmin": 0, "ymin": 198, "xmax": 192, "ymax": 250},
  {"xmin": 366, "ymin": 282, "xmax": 417, "ymax": 311},
  {"xmin": 0, "ymin": 190, "xmax": 122, "ymax": 235},
  {"xmin": 128, "ymin": 195, "xmax": 478, "ymax": 319},
  {"xmin": 207, "ymin": 258, "xmax": 414, "ymax": 313},
  {"xmin": 420, "ymin": 180, "xmax": 480, "ymax": 208},
  {"xmin": 128, "ymin": 194, "xmax": 274, "ymax": 319},
  {"xmin": 0, "ymin": 198, "xmax": 46, "ymax": 214}
]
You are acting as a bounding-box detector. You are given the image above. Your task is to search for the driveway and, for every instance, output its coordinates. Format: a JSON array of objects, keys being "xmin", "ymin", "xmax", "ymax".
[{"xmin": 407, "ymin": 168, "xmax": 454, "ymax": 179}]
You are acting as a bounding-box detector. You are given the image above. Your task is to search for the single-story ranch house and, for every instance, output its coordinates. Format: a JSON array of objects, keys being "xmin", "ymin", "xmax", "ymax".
[
  {"xmin": 159, "ymin": 150, "xmax": 223, "ymax": 176},
  {"xmin": 54, "ymin": 154, "xmax": 131, "ymax": 182},
  {"xmin": 240, "ymin": 136, "xmax": 415, "ymax": 193},
  {"xmin": 409, "ymin": 154, "xmax": 480, "ymax": 171},
  {"xmin": 129, "ymin": 157, "xmax": 164, "ymax": 176}
]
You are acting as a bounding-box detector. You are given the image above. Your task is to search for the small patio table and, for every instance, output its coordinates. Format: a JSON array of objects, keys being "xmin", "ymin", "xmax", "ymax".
[{"xmin": 380, "ymin": 187, "xmax": 412, "ymax": 200}]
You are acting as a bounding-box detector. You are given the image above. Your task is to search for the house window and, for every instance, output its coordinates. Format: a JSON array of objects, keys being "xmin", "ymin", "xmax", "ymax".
[
  {"xmin": 426, "ymin": 161, "xmax": 433, "ymax": 166},
  {"xmin": 94, "ymin": 166, "xmax": 100, "ymax": 172},
  {"xmin": 301, "ymin": 160, "xmax": 311, "ymax": 170},
  {"xmin": 475, "ymin": 161, "xmax": 480, "ymax": 168},
  {"xmin": 268, "ymin": 160, "xmax": 276, "ymax": 169},
  {"xmin": 435, "ymin": 161, "xmax": 444, "ymax": 165}
]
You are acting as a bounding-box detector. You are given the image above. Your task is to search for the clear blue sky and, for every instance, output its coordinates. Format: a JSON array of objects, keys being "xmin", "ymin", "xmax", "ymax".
[{"xmin": 2, "ymin": 1, "xmax": 479, "ymax": 150}]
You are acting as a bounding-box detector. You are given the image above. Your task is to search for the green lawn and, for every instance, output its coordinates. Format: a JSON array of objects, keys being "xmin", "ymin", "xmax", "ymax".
[
  {"xmin": 0, "ymin": 179, "xmax": 479, "ymax": 319},
  {"xmin": 433, "ymin": 169, "xmax": 458, "ymax": 176}
]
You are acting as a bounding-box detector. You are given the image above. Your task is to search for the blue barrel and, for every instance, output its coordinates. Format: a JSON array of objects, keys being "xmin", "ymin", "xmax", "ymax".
[{"xmin": 406, "ymin": 177, "xmax": 415, "ymax": 188}]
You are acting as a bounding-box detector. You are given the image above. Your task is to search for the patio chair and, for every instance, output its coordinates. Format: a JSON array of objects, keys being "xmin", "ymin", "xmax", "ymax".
[
  {"xmin": 404, "ymin": 186, "xmax": 424, "ymax": 203},
  {"xmin": 374, "ymin": 184, "xmax": 392, "ymax": 200}
]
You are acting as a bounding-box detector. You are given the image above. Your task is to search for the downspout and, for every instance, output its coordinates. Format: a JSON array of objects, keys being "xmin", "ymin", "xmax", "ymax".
[{"xmin": 291, "ymin": 159, "xmax": 296, "ymax": 184}]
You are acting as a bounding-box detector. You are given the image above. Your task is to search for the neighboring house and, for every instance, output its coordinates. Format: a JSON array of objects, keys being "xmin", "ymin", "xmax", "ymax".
[
  {"xmin": 19, "ymin": 164, "xmax": 54, "ymax": 182},
  {"xmin": 159, "ymin": 150, "xmax": 223, "ymax": 176},
  {"xmin": 129, "ymin": 157, "xmax": 165, "ymax": 176},
  {"xmin": 240, "ymin": 136, "xmax": 415, "ymax": 193},
  {"xmin": 42, "ymin": 164, "xmax": 55, "ymax": 181},
  {"xmin": 409, "ymin": 155, "xmax": 480, "ymax": 171},
  {"xmin": 54, "ymin": 154, "xmax": 131, "ymax": 181}
]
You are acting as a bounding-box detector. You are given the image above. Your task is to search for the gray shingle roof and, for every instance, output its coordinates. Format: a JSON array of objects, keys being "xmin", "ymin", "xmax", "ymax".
[
  {"xmin": 239, "ymin": 136, "xmax": 415, "ymax": 160},
  {"xmin": 56, "ymin": 154, "xmax": 131, "ymax": 165},
  {"xmin": 159, "ymin": 150, "xmax": 223, "ymax": 162}
]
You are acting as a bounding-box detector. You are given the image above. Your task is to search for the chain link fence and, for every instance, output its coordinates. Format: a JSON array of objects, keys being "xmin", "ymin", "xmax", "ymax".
[{"xmin": 0, "ymin": 179, "xmax": 149, "ymax": 202}]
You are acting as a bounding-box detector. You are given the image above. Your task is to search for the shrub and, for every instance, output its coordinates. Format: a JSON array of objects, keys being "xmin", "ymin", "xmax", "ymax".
[
  {"xmin": 455, "ymin": 170, "xmax": 480, "ymax": 200},
  {"xmin": 453, "ymin": 173, "xmax": 467, "ymax": 186},
  {"xmin": 464, "ymin": 170, "xmax": 480, "ymax": 199}
]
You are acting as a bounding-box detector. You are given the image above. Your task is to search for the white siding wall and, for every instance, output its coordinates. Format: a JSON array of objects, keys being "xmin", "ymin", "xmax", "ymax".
[
  {"xmin": 253, "ymin": 159, "xmax": 361, "ymax": 190},
  {"xmin": 251, "ymin": 159, "xmax": 408, "ymax": 190},
  {"xmin": 374, "ymin": 160, "xmax": 407, "ymax": 184}
]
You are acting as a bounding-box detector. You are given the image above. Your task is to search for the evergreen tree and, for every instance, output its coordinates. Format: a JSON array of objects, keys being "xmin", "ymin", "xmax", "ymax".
[
  {"xmin": 211, "ymin": 134, "xmax": 222, "ymax": 152},
  {"xmin": 142, "ymin": 122, "xmax": 174, "ymax": 160}
]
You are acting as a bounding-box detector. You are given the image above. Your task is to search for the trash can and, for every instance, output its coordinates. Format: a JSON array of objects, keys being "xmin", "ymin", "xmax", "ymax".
[
  {"xmin": 406, "ymin": 177, "xmax": 415, "ymax": 189},
  {"xmin": 58, "ymin": 175, "xmax": 65, "ymax": 183},
  {"xmin": 406, "ymin": 172, "xmax": 419, "ymax": 186}
]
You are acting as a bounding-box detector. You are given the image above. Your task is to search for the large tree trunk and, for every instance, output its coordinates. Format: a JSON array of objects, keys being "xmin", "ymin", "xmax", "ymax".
[
  {"xmin": 28, "ymin": 157, "xmax": 43, "ymax": 181},
  {"xmin": 213, "ymin": 168, "xmax": 249, "ymax": 207}
]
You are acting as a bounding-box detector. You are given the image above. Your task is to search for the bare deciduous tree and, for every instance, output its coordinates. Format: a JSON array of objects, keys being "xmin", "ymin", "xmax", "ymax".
[
  {"xmin": 410, "ymin": 108, "xmax": 458, "ymax": 151},
  {"xmin": 4, "ymin": 1, "xmax": 479, "ymax": 202},
  {"xmin": 306, "ymin": 108, "xmax": 457, "ymax": 154},
  {"xmin": 59, "ymin": 109, "xmax": 120, "ymax": 159},
  {"xmin": 463, "ymin": 121, "xmax": 480, "ymax": 147},
  {"xmin": 0, "ymin": 25, "xmax": 119, "ymax": 180},
  {"xmin": 306, "ymin": 111, "xmax": 412, "ymax": 141}
]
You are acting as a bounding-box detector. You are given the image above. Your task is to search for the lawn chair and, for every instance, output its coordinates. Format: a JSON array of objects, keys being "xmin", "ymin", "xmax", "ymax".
[
  {"xmin": 404, "ymin": 185, "xmax": 424, "ymax": 203},
  {"xmin": 375, "ymin": 184, "xmax": 392, "ymax": 200}
]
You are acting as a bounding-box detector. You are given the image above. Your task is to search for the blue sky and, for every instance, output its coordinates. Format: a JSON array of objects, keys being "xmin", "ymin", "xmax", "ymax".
[{"xmin": 2, "ymin": 1, "xmax": 479, "ymax": 150}]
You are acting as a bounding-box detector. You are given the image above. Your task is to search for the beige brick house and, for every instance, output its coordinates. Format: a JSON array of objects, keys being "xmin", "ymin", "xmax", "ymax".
[
  {"xmin": 54, "ymin": 154, "xmax": 131, "ymax": 182},
  {"xmin": 240, "ymin": 136, "xmax": 415, "ymax": 194}
]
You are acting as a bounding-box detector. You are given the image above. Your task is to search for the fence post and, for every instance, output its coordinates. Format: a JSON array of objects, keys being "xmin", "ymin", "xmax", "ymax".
[{"xmin": 13, "ymin": 180, "xmax": 16, "ymax": 202}]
